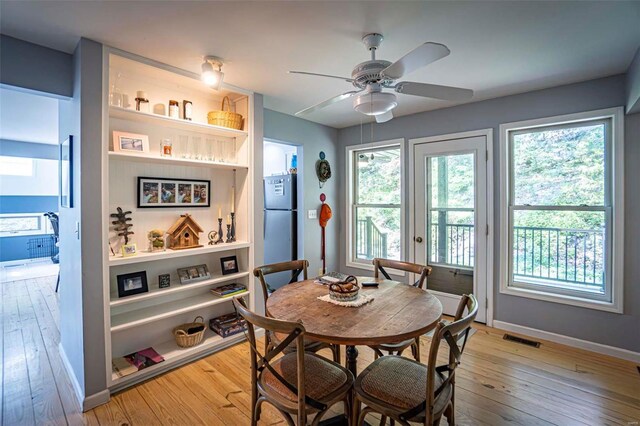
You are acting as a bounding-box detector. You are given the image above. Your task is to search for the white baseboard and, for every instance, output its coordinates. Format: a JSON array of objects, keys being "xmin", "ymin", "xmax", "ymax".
[
  {"xmin": 492, "ymin": 321, "xmax": 640, "ymax": 364},
  {"xmin": 59, "ymin": 343, "xmax": 110, "ymax": 411}
]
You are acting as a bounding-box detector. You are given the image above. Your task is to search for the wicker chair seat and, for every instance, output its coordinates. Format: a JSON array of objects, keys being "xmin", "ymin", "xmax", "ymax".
[
  {"xmin": 371, "ymin": 338, "xmax": 414, "ymax": 352},
  {"xmin": 260, "ymin": 352, "xmax": 351, "ymax": 407},
  {"xmin": 270, "ymin": 330, "xmax": 330, "ymax": 353},
  {"xmin": 356, "ymin": 355, "xmax": 451, "ymax": 418}
]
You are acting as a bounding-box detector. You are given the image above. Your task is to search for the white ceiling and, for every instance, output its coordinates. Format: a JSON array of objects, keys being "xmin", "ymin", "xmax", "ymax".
[{"xmin": 1, "ymin": 1, "xmax": 638, "ymax": 128}]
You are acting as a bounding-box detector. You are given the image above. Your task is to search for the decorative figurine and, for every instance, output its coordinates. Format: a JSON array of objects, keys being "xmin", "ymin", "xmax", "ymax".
[
  {"xmin": 147, "ymin": 229, "xmax": 165, "ymax": 252},
  {"xmin": 208, "ymin": 230, "xmax": 218, "ymax": 245},
  {"xmin": 316, "ymin": 151, "xmax": 332, "ymax": 188},
  {"xmin": 166, "ymin": 213, "xmax": 204, "ymax": 250},
  {"xmin": 110, "ymin": 207, "xmax": 136, "ymax": 256}
]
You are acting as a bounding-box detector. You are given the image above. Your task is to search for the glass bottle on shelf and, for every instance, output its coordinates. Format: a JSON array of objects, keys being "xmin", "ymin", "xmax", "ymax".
[
  {"xmin": 109, "ymin": 72, "xmax": 123, "ymax": 107},
  {"xmin": 135, "ymin": 91, "xmax": 150, "ymax": 113},
  {"xmin": 160, "ymin": 138, "xmax": 173, "ymax": 157},
  {"xmin": 191, "ymin": 136, "xmax": 202, "ymax": 160},
  {"xmin": 168, "ymin": 100, "xmax": 180, "ymax": 119},
  {"xmin": 178, "ymin": 135, "xmax": 189, "ymax": 159}
]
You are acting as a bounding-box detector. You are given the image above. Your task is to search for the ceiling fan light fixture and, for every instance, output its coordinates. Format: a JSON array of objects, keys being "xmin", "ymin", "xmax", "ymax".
[
  {"xmin": 353, "ymin": 92, "xmax": 397, "ymax": 116},
  {"xmin": 201, "ymin": 56, "xmax": 224, "ymax": 90}
]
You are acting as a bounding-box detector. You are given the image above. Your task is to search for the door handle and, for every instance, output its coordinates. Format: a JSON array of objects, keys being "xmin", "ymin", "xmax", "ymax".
[{"xmin": 415, "ymin": 236, "xmax": 423, "ymax": 243}]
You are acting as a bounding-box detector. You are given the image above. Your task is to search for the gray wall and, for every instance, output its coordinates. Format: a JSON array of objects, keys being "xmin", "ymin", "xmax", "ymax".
[
  {"xmin": 337, "ymin": 74, "xmax": 640, "ymax": 352},
  {"xmin": 59, "ymin": 38, "xmax": 107, "ymax": 401},
  {"xmin": 0, "ymin": 34, "xmax": 73, "ymax": 98},
  {"xmin": 264, "ymin": 109, "xmax": 339, "ymax": 278},
  {"xmin": 627, "ymin": 47, "xmax": 640, "ymax": 114}
]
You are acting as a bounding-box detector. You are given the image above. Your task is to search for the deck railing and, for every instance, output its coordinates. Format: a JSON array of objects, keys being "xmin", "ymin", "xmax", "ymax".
[{"xmin": 356, "ymin": 216, "xmax": 388, "ymax": 260}]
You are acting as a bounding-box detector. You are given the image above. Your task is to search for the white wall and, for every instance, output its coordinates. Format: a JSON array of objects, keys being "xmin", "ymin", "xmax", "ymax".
[
  {"xmin": 0, "ymin": 87, "xmax": 59, "ymax": 144},
  {"xmin": 0, "ymin": 158, "xmax": 58, "ymax": 195},
  {"xmin": 263, "ymin": 140, "xmax": 297, "ymax": 177}
]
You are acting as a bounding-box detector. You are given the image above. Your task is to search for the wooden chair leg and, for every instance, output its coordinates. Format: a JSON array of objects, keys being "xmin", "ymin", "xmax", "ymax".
[
  {"xmin": 444, "ymin": 401, "xmax": 454, "ymax": 425},
  {"xmin": 332, "ymin": 344, "xmax": 341, "ymax": 363},
  {"xmin": 380, "ymin": 415, "xmax": 387, "ymax": 425},
  {"xmin": 413, "ymin": 336, "xmax": 421, "ymax": 361}
]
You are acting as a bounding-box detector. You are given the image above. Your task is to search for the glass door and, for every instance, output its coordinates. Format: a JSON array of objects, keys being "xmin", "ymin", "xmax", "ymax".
[{"xmin": 414, "ymin": 136, "xmax": 487, "ymax": 322}]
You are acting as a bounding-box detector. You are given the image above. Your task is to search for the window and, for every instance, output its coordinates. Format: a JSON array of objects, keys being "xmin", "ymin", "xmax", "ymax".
[
  {"xmin": 500, "ymin": 108, "xmax": 624, "ymax": 312},
  {"xmin": 0, "ymin": 213, "xmax": 54, "ymax": 237},
  {"xmin": 0, "ymin": 156, "xmax": 34, "ymax": 176},
  {"xmin": 346, "ymin": 140, "xmax": 403, "ymax": 269}
]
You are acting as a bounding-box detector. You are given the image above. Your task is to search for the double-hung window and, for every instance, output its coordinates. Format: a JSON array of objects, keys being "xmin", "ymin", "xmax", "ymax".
[
  {"xmin": 500, "ymin": 108, "xmax": 624, "ymax": 312},
  {"xmin": 346, "ymin": 140, "xmax": 403, "ymax": 269}
]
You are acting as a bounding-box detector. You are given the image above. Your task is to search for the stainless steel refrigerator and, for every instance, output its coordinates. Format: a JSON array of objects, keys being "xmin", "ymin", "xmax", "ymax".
[{"xmin": 263, "ymin": 174, "xmax": 298, "ymax": 289}]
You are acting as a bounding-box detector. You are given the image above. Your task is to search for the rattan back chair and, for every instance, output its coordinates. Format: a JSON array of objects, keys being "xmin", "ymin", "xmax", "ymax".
[
  {"xmin": 253, "ymin": 260, "xmax": 341, "ymax": 363},
  {"xmin": 370, "ymin": 258, "xmax": 433, "ymax": 361},
  {"xmin": 233, "ymin": 298, "xmax": 354, "ymax": 426},
  {"xmin": 354, "ymin": 294, "xmax": 478, "ymax": 426}
]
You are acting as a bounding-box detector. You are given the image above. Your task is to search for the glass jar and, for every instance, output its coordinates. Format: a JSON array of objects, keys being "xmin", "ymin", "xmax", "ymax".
[
  {"xmin": 169, "ymin": 100, "xmax": 179, "ymax": 119},
  {"xmin": 160, "ymin": 138, "xmax": 173, "ymax": 157}
]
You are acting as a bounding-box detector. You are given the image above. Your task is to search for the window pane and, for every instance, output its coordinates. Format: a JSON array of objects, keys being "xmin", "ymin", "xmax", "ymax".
[
  {"xmin": 356, "ymin": 148, "xmax": 400, "ymax": 204},
  {"xmin": 512, "ymin": 209, "xmax": 605, "ymax": 294},
  {"xmin": 0, "ymin": 156, "xmax": 33, "ymax": 176},
  {"xmin": 429, "ymin": 210, "xmax": 474, "ymax": 267},
  {"xmin": 513, "ymin": 123, "xmax": 605, "ymax": 206},
  {"xmin": 355, "ymin": 207, "xmax": 400, "ymax": 261},
  {"xmin": 0, "ymin": 216, "xmax": 41, "ymax": 232},
  {"xmin": 429, "ymin": 154, "xmax": 474, "ymax": 209}
]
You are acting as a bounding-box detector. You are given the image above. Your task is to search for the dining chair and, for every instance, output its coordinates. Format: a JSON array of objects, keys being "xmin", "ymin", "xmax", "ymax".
[
  {"xmin": 233, "ymin": 298, "xmax": 354, "ymax": 426},
  {"xmin": 369, "ymin": 258, "xmax": 432, "ymax": 361},
  {"xmin": 354, "ymin": 294, "xmax": 478, "ymax": 426},
  {"xmin": 254, "ymin": 260, "xmax": 341, "ymax": 363}
]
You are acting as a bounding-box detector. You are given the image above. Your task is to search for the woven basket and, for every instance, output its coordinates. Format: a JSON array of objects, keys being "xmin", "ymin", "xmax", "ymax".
[
  {"xmin": 207, "ymin": 96, "xmax": 244, "ymax": 130},
  {"xmin": 329, "ymin": 276, "xmax": 360, "ymax": 302},
  {"xmin": 173, "ymin": 316, "xmax": 206, "ymax": 348}
]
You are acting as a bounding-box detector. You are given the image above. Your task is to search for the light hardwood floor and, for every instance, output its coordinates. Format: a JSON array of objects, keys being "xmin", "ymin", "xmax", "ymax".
[{"xmin": 2, "ymin": 275, "xmax": 639, "ymax": 425}]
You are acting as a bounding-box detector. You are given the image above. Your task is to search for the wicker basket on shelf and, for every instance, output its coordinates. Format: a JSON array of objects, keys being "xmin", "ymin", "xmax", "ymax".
[
  {"xmin": 207, "ymin": 96, "xmax": 244, "ymax": 130},
  {"xmin": 173, "ymin": 316, "xmax": 206, "ymax": 348}
]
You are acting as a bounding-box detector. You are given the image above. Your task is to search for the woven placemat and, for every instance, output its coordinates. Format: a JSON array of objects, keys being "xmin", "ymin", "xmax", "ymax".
[{"xmin": 317, "ymin": 293, "xmax": 374, "ymax": 307}]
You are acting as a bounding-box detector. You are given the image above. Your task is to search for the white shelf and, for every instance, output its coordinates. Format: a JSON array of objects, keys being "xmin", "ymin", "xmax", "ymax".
[
  {"xmin": 109, "ymin": 241, "xmax": 250, "ymax": 266},
  {"xmin": 110, "ymin": 271, "xmax": 250, "ymax": 307},
  {"xmin": 110, "ymin": 331, "xmax": 245, "ymax": 388},
  {"xmin": 111, "ymin": 290, "xmax": 250, "ymax": 332},
  {"xmin": 108, "ymin": 151, "xmax": 247, "ymax": 170},
  {"xmin": 109, "ymin": 106, "xmax": 248, "ymax": 138}
]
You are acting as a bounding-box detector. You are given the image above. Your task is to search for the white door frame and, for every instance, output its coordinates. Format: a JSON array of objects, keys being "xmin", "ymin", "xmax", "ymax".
[{"xmin": 409, "ymin": 129, "xmax": 494, "ymax": 326}]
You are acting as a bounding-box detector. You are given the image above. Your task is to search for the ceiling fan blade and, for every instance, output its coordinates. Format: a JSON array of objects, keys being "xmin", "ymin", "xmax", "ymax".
[
  {"xmin": 289, "ymin": 71, "xmax": 354, "ymax": 83},
  {"xmin": 381, "ymin": 42, "xmax": 450, "ymax": 79},
  {"xmin": 295, "ymin": 91, "xmax": 361, "ymax": 116},
  {"xmin": 375, "ymin": 110, "xmax": 393, "ymax": 123},
  {"xmin": 395, "ymin": 81, "xmax": 473, "ymax": 102}
]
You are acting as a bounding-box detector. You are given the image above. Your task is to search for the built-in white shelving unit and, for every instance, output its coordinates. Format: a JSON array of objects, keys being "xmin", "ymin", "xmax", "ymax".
[{"xmin": 102, "ymin": 51, "xmax": 255, "ymax": 391}]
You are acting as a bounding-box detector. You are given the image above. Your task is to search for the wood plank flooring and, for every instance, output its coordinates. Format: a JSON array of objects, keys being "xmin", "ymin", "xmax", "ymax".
[{"xmin": 2, "ymin": 275, "xmax": 639, "ymax": 425}]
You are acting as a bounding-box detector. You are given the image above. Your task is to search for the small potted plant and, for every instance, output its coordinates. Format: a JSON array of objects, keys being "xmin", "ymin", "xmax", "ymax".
[{"xmin": 147, "ymin": 229, "xmax": 165, "ymax": 252}]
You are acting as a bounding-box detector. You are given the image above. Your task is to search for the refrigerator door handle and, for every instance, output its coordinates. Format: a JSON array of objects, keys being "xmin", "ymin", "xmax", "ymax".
[{"xmin": 264, "ymin": 209, "xmax": 267, "ymax": 240}]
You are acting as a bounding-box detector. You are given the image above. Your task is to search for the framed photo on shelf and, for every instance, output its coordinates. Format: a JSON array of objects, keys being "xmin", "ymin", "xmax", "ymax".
[
  {"xmin": 59, "ymin": 135, "xmax": 73, "ymax": 208},
  {"xmin": 158, "ymin": 273, "xmax": 171, "ymax": 288},
  {"xmin": 137, "ymin": 177, "xmax": 210, "ymax": 208},
  {"xmin": 113, "ymin": 131, "xmax": 149, "ymax": 154},
  {"xmin": 117, "ymin": 271, "xmax": 149, "ymax": 298},
  {"xmin": 220, "ymin": 255, "xmax": 239, "ymax": 275},
  {"xmin": 177, "ymin": 264, "xmax": 211, "ymax": 285},
  {"xmin": 121, "ymin": 243, "xmax": 137, "ymax": 257}
]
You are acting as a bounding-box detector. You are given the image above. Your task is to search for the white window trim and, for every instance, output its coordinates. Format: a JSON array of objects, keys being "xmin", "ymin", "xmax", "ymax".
[
  {"xmin": 0, "ymin": 212, "xmax": 54, "ymax": 237},
  {"xmin": 499, "ymin": 107, "xmax": 624, "ymax": 313},
  {"xmin": 345, "ymin": 138, "xmax": 405, "ymax": 272}
]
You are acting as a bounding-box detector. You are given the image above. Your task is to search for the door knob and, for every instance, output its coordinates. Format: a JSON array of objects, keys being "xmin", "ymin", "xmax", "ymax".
[{"xmin": 415, "ymin": 236, "xmax": 423, "ymax": 243}]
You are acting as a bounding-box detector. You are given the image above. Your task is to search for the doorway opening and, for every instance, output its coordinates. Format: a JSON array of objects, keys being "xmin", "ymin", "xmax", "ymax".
[{"xmin": 263, "ymin": 139, "xmax": 304, "ymax": 289}]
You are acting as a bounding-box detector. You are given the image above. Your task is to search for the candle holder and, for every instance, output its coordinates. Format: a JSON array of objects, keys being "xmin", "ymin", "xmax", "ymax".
[
  {"xmin": 225, "ymin": 224, "xmax": 232, "ymax": 243},
  {"xmin": 214, "ymin": 218, "xmax": 224, "ymax": 244},
  {"xmin": 229, "ymin": 212, "xmax": 236, "ymax": 242}
]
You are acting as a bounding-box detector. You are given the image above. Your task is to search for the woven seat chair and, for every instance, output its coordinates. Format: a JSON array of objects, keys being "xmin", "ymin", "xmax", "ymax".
[
  {"xmin": 368, "ymin": 258, "xmax": 432, "ymax": 362},
  {"xmin": 355, "ymin": 294, "xmax": 478, "ymax": 426},
  {"xmin": 233, "ymin": 298, "xmax": 354, "ymax": 426},
  {"xmin": 254, "ymin": 260, "xmax": 341, "ymax": 363}
]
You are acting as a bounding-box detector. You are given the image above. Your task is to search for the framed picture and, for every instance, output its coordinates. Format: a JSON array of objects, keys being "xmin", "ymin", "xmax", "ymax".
[
  {"xmin": 220, "ymin": 255, "xmax": 239, "ymax": 275},
  {"xmin": 177, "ymin": 264, "xmax": 211, "ymax": 285},
  {"xmin": 121, "ymin": 243, "xmax": 137, "ymax": 257},
  {"xmin": 137, "ymin": 177, "xmax": 210, "ymax": 208},
  {"xmin": 113, "ymin": 131, "xmax": 150, "ymax": 154},
  {"xmin": 117, "ymin": 271, "xmax": 149, "ymax": 298},
  {"xmin": 59, "ymin": 135, "xmax": 73, "ymax": 208},
  {"xmin": 158, "ymin": 273, "xmax": 171, "ymax": 288}
]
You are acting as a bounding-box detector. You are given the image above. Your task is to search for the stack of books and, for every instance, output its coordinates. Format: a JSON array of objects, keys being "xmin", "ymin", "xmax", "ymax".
[
  {"xmin": 209, "ymin": 312, "xmax": 248, "ymax": 338},
  {"xmin": 210, "ymin": 283, "xmax": 247, "ymax": 298},
  {"xmin": 112, "ymin": 347, "xmax": 164, "ymax": 378}
]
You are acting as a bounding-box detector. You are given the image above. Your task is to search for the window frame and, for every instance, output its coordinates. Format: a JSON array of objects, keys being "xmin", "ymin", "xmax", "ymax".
[
  {"xmin": 345, "ymin": 139, "xmax": 405, "ymax": 272},
  {"xmin": 0, "ymin": 213, "xmax": 54, "ymax": 237},
  {"xmin": 499, "ymin": 107, "xmax": 624, "ymax": 313}
]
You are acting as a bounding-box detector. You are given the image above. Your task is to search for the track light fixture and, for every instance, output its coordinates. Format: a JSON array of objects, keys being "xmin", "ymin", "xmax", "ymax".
[{"xmin": 201, "ymin": 56, "xmax": 224, "ymax": 90}]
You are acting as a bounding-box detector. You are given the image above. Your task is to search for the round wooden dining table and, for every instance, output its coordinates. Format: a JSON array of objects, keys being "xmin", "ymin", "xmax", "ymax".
[{"xmin": 266, "ymin": 276, "xmax": 443, "ymax": 379}]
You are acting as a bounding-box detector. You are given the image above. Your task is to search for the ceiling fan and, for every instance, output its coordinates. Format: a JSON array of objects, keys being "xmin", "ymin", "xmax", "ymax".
[{"xmin": 290, "ymin": 33, "xmax": 473, "ymax": 123}]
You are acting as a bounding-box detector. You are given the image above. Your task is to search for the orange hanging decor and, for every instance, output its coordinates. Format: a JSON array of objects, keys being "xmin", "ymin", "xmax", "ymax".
[{"xmin": 319, "ymin": 193, "xmax": 332, "ymax": 274}]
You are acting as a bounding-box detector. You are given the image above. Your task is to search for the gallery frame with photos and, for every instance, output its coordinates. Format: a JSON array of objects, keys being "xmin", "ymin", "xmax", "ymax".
[{"xmin": 137, "ymin": 176, "xmax": 211, "ymax": 208}]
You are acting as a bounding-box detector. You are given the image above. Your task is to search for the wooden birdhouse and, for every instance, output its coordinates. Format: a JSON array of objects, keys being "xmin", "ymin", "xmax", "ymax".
[{"xmin": 167, "ymin": 214, "xmax": 204, "ymax": 250}]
